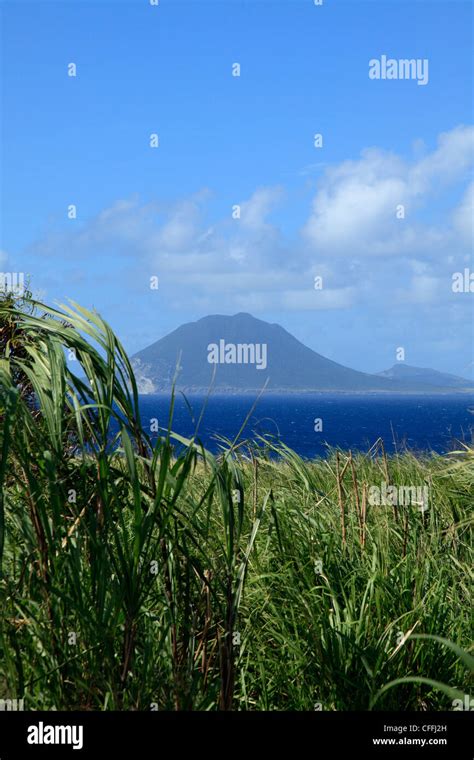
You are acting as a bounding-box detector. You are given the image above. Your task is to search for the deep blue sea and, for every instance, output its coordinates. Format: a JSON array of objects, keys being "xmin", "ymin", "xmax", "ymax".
[{"xmin": 136, "ymin": 394, "xmax": 474, "ymax": 458}]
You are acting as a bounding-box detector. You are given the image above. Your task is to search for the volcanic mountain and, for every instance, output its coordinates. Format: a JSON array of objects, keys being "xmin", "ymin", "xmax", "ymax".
[{"xmin": 131, "ymin": 313, "xmax": 473, "ymax": 394}]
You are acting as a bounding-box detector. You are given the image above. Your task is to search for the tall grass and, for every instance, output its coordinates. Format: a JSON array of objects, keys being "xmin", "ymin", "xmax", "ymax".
[{"xmin": 0, "ymin": 298, "xmax": 472, "ymax": 710}]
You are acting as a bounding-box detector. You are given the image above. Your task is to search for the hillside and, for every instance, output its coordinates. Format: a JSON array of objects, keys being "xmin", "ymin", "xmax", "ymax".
[
  {"xmin": 377, "ymin": 363, "xmax": 472, "ymax": 389},
  {"xmin": 131, "ymin": 313, "xmax": 470, "ymax": 393}
]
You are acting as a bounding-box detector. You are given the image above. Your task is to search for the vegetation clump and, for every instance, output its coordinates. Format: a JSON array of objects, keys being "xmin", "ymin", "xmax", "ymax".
[{"xmin": 0, "ymin": 297, "xmax": 472, "ymax": 710}]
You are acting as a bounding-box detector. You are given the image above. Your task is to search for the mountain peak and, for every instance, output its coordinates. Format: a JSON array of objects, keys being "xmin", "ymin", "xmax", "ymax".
[
  {"xmin": 377, "ymin": 363, "xmax": 471, "ymax": 388},
  {"xmin": 197, "ymin": 312, "xmax": 262, "ymax": 323},
  {"xmin": 130, "ymin": 313, "xmax": 472, "ymax": 394}
]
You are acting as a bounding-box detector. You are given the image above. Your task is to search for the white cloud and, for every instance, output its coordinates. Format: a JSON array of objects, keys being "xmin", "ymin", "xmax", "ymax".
[
  {"xmin": 410, "ymin": 125, "xmax": 474, "ymax": 191},
  {"xmin": 153, "ymin": 197, "xmax": 205, "ymax": 251},
  {"xmin": 24, "ymin": 125, "xmax": 473, "ymax": 318},
  {"xmin": 238, "ymin": 186, "xmax": 284, "ymax": 230},
  {"xmin": 452, "ymin": 181, "xmax": 474, "ymax": 245},
  {"xmin": 395, "ymin": 275, "xmax": 442, "ymax": 305},
  {"xmin": 303, "ymin": 125, "xmax": 474, "ymax": 257}
]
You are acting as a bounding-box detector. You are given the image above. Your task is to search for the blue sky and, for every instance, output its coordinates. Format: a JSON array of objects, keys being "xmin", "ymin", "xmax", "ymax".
[{"xmin": 1, "ymin": 0, "xmax": 473, "ymax": 376}]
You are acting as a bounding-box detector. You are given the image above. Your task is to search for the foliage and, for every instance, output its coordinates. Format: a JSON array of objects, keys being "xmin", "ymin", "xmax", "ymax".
[{"xmin": 0, "ymin": 298, "xmax": 472, "ymax": 710}]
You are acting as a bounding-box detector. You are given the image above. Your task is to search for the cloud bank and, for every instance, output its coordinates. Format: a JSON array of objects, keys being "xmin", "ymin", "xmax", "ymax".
[{"xmin": 24, "ymin": 125, "xmax": 473, "ymax": 318}]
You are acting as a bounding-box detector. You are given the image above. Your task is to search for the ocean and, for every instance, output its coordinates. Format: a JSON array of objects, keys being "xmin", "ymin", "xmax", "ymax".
[{"xmin": 136, "ymin": 393, "xmax": 474, "ymax": 458}]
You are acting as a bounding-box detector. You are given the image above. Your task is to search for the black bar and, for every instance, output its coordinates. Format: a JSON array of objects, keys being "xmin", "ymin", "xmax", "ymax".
[{"xmin": 0, "ymin": 711, "xmax": 471, "ymax": 757}]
